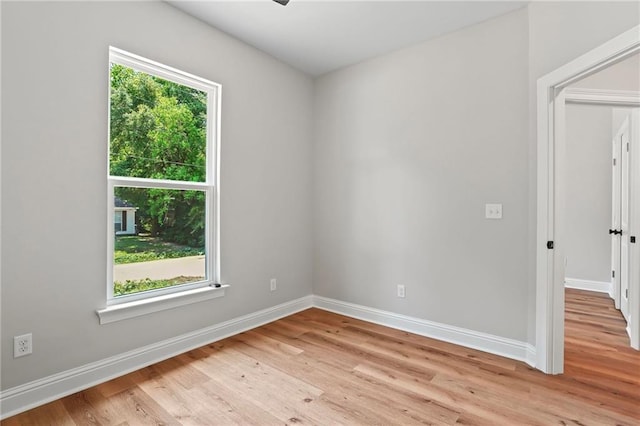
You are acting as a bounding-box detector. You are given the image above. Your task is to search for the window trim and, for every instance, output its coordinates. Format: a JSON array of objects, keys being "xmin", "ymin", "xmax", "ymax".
[
  {"xmin": 97, "ymin": 284, "xmax": 229, "ymax": 325},
  {"xmin": 106, "ymin": 46, "xmax": 222, "ymax": 309}
]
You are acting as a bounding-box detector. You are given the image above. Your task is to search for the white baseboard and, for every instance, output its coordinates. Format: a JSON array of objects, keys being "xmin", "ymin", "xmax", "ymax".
[
  {"xmin": 312, "ymin": 295, "xmax": 535, "ymax": 369},
  {"xmin": 525, "ymin": 343, "xmax": 537, "ymax": 367},
  {"xmin": 564, "ymin": 278, "xmax": 612, "ymax": 295},
  {"xmin": 0, "ymin": 295, "xmax": 313, "ymax": 420}
]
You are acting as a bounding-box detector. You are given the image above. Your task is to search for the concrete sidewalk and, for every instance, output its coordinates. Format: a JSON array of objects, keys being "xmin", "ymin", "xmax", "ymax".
[{"xmin": 114, "ymin": 255, "xmax": 205, "ymax": 281}]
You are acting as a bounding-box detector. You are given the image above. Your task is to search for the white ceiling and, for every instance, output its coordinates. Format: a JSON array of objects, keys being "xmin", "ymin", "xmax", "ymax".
[{"xmin": 168, "ymin": 1, "xmax": 528, "ymax": 76}]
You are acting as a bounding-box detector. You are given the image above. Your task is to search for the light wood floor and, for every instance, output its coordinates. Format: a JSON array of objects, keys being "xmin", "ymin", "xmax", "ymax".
[{"xmin": 3, "ymin": 289, "xmax": 639, "ymax": 425}]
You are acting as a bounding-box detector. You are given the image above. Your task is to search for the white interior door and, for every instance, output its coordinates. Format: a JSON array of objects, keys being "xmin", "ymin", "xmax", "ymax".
[
  {"xmin": 620, "ymin": 119, "xmax": 631, "ymax": 322},
  {"xmin": 630, "ymin": 109, "xmax": 640, "ymax": 349},
  {"xmin": 612, "ymin": 132, "xmax": 622, "ymax": 310},
  {"xmin": 612, "ymin": 116, "xmax": 631, "ymax": 322}
]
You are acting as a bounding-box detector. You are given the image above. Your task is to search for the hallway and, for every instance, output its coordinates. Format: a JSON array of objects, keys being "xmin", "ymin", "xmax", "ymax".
[{"xmin": 564, "ymin": 288, "xmax": 639, "ymax": 412}]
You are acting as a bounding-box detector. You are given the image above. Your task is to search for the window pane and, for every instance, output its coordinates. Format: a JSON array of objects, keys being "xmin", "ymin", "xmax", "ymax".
[
  {"xmin": 109, "ymin": 63, "xmax": 207, "ymax": 182},
  {"xmin": 113, "ymin": 187, "xmax": 206, "ymax": 297},
  {"xmin": 114, "ymin": 211, "xmax": 123, "ymax": 232}
]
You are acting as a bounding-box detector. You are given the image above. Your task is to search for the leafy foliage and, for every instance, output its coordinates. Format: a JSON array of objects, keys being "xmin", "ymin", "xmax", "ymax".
[{"xmin": 110, "ymin": 64, "xmax": 208, "ymax": 247}]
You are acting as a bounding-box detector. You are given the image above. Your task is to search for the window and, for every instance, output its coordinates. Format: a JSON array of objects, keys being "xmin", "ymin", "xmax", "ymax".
[
  {"xmin": 107, "ymin": 47, "xmax": 220, "ymax": 306},
  {"xmin": 114, "ymin": 211, "xmax": 123, "ymax": 232}
]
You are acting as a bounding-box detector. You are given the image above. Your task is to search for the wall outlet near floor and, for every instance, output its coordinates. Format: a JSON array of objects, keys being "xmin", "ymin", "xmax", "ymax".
[
  {"xmin": 14, "ymin": 333, "xmax": 32, "ymax": 358},
  {"xmin": 270, "ymin": 278, "xmax": 277, "ymax": 292},
  {"xmin": 397, "ymin": 285, "xmax": 405, "ymax": 298}
]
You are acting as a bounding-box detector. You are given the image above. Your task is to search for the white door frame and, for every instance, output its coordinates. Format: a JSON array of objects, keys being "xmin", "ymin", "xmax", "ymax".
[{"xmin": 536, "ymin": 25, "xmax": 640, "ymax": 374}]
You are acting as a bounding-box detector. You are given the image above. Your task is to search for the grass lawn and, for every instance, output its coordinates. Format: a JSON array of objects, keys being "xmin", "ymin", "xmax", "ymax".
[
  {"xmin": 114, "ymin": 276, "xmax": 203, "ymax": 296},
  {"xmin": 114, "ymin": 235, "xmax": 204, "ymax": 264}
]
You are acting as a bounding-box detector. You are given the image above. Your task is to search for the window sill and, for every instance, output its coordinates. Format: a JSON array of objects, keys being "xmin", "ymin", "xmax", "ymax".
[{"xmin": 96, "ymin": 284, "xmax": 228, "ymax": 325}]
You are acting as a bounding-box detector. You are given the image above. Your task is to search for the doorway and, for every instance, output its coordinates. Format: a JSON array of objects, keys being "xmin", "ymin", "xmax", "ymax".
[
  {"xmin": 613, "ymin": 115, "xmax": 632, "ymax": 323},
  {"xmin": 564, "ymin": 96, "xmax": 639, "ymax": 353},
  {"xmin": 536, "ymin": 26, "xmax": 640, "ymax": 374}
]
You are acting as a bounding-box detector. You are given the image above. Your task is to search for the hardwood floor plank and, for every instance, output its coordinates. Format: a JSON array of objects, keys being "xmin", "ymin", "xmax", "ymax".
[
  {"xmin": 231, "ymin": 333, "xmax": 461, "ymax": 424},
  {"xmin": 527, "ymin": 383, "xmax": 640, "ymax": 426},
  {"xmin": 230, "ymin": 329, "xmax": 305, "ymax": 357},
  {"xmin": 129, "ymin": 368, "xmax": 204, "ymax": 423},
  {"xmin": 182, "ymin": 378, "xmax": 283, "ymax": 425},
  {"xmin": 94, "ymin": 374, "xmax": 137, "ymax": 399},
  {"xmin": 60, "ymin": 390, "xmax": 109, "ymax": 426},
  {"xmin": 147, "ymin": 356, "xmax": 212, "ymax": 390},
  {"xmin": 91, "ymin": 386, "xmax": 179, "ymax": 426},
  {"xmin": 3, "ymin": 288, "xmax": 638, "ymax": 425},
  {"xmin": 190, "ymin": 345, "xmax": 343, "ymax": 425},
  {"xmin": 2, "ymin": 400, "xmax": 75, "ymax": 426}
]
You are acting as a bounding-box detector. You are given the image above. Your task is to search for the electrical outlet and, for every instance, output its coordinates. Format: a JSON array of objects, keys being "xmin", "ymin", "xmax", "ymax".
[
  {"xmin": 397, "ymin": 285, "xmax": 405, "ymax": 298},
  {"xmin": 270, "ymin": 278, "xmax": 277, "ymax": 292},
  {"xmin": 14, "ymin": 333, "xmax": 32, "ymax": 358},
  {"xmin": 485, "ymin": 203, "xmax": 503, "ymax": 219}
]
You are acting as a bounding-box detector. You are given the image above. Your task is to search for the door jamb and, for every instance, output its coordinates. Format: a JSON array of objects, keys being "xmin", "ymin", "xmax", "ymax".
[{"xmin": 536, "ymin": 25, "xmax": 640, "ymax": 374}]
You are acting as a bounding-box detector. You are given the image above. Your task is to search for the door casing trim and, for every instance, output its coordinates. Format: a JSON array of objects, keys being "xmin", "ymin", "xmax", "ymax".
[{"xmin": 536, "ymin": 25, "xmax": 640, "ymax": 374}]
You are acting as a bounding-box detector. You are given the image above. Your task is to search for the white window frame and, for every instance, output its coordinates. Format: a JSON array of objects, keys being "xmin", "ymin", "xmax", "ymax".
[{"xmin": 105, "ymin": 47, "xmax": 222, "ymax": 310}]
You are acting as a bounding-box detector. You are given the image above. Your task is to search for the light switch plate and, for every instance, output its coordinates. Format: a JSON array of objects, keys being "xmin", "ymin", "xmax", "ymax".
[{"xmin": 485, "ymin": 203, "xmax": 502, "ymax": 219}]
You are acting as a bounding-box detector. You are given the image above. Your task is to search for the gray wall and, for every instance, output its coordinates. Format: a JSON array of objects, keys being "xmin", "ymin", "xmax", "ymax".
[
  {"xmin": 313, "ymin": 9, "xmax": 530, "ymax": 341},
  {"xmin": 1, "ymin": 1, "xmax": 314, "ymax": 389},
  {"xmin": 572, "ymin": 52, "xmax": 640, "ymax": 91},
  {"xmin": 613, "ymin": 108, "xmax": 638, "ymax": 137},
  {"xmin": 564, "ymin": 105, "xmax": 613, "ymax": 283}
]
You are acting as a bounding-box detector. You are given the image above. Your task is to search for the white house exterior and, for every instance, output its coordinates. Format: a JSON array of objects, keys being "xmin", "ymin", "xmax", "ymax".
[{"xmin": 114, "ymin": 197, "xmax": 137, "ymax": 235}]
